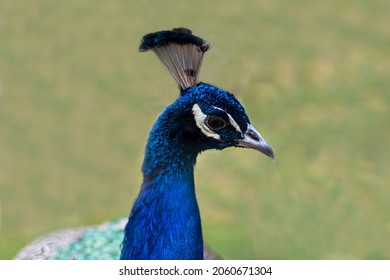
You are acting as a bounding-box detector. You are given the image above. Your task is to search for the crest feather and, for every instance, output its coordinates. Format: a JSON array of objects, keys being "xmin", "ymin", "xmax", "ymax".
[{"xmin": 139, "ymin": 28, "xmax": 211, "ymax": 90}]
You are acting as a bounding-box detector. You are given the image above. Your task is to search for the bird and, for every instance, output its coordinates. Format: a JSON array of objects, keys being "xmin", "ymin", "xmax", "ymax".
[{"xmin": 14, "ymin": 27, "xmax": 274, "ymax": 260}]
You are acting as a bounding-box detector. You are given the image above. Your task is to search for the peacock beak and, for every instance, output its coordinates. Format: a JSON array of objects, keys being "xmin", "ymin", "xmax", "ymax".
[{"xmin": 237, "ymin": 124, "xmax": 274, "ymax": 159}]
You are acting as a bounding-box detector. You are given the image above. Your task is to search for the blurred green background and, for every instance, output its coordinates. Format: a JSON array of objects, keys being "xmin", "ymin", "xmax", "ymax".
[{"xmin": 0, "ymin": 0, "xmax": 389, "ymax": 259}]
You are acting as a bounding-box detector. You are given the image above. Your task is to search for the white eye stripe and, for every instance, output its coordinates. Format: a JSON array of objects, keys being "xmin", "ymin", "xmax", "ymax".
[
  {"xmin": 227, "ymin": 113, "xmax": 242, "ymax": 133},
  {"xmin": 212, "ymin": 106, "xmax": 242, "ymax": 133}
]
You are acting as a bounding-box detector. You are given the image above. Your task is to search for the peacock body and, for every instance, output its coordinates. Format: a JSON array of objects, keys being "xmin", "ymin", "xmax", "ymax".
[{"xmin": 15, "ymin": 28, "xmax": 273, "ymax": 260}]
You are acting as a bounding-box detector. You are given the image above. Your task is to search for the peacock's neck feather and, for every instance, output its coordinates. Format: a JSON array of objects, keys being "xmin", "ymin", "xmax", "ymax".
[{"xmin": 120, "ymin": 108, "xmax": 203, "ymax": 260}]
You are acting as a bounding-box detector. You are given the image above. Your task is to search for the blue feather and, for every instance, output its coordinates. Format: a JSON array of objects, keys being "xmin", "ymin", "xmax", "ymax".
[{"xmin": 120, "ymin": 83, "xmax": 256, "ymax": 259}]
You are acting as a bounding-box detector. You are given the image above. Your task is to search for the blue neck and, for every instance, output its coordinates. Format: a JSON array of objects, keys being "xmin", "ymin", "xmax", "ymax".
[{"xmin": 120, "ymin": 111, "xmax": 203, "ymax": 259}]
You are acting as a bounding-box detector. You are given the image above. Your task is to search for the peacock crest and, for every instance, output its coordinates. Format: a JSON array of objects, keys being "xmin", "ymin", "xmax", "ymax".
[{"xmin": 139, "ymin": 27, "xmax": 210, "ymax": 90}]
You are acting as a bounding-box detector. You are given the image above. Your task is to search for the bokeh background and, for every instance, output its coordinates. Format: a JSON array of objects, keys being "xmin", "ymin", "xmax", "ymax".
[{"xmin": 0, "ymin": 0, "xmax": 389, "ymax": 259}]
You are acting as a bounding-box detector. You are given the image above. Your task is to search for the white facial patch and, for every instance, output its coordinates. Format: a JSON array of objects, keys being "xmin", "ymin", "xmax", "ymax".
[
  {"xmin": 192, "ymin": 103, "xmax": 243, "ymax": 140},
  {"xmin": 192, "ymin": 104, "xmax": 221, "ymax": 140}
]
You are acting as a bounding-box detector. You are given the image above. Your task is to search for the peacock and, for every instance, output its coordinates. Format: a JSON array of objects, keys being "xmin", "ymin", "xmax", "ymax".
[{"xmin": 15, "ymin": 28, "xmax": 274, "ymax": 260}]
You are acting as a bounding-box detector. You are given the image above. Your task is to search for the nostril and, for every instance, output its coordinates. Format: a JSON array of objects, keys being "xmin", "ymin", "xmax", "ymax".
[{"xmin": 247, "ymin": 130, "xmax": 260, "ymax": 141}]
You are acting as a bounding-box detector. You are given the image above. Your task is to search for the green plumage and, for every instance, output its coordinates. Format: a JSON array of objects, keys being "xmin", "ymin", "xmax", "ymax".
[{"xmin": 51, "ymin": 219, "xmax": 125, "ymax": 260}]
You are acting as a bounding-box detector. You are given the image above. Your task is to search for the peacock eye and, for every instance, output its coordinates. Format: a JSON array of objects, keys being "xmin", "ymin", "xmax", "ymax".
[{"xmin": 205, "ymin": 115, "xmax": 227, "ymax": 131}]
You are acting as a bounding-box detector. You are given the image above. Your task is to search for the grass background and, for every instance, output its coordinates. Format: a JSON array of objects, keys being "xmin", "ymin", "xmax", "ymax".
[{"xmin": 0, "ymin": 0, "xmax": 389, "ymax": 259}]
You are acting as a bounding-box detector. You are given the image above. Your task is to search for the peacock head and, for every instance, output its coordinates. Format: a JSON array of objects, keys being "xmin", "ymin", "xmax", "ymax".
[
  {"xmin": 160, "ymin": 82, "xmax": 273, "ymax": 158},
  {"xmin": 141, "ymin": 28, "xmax": 273, "ymax": 159}
]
